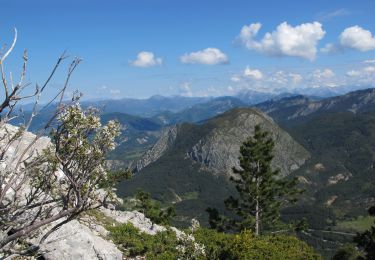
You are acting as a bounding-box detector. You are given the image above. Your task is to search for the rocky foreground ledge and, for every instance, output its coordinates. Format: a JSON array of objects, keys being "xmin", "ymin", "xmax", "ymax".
[
  {"xmin": 0, "ymin": 124, "xmax": 194, "ymax": 260},
  {"xmin": 38, "ymin": 207, "xmax": 171, "ymax": 260}
]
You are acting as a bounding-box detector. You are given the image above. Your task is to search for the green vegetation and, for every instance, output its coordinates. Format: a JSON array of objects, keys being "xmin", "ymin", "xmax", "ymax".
[
  {"xmin": 352, "ymin": 206, "xmax": 375, "ymax": 259},
  {"xmin": 107, "ymin": 223, "xmax": 201, "ymax": 259},
  {"xmin": 115, "ymin": 92, "xmax": 375, "ymax": 257},
  {"xmin": 117, "ymin": 121, "xmax": 237, "ymax": 227},
  {"xmin": 277, "ymin": 111, "xmax": 375, "ymax": 257},
  {"xmin": 209, "ymin": 125, "xmax": 301, "ymax": 235},
  {"xmin": 98, "ymin": 169, "xmax": 132, "ymax": 189},
  {"xmin": 287, "ymin": 111, "xmax": 375, "ymax": 220},
  {"xmin": 195, "ymin": 229, "xmax": 321, "ymax": 259},
  {"xmin": 102, "ymin": 112, "xmax": 163, "ymax": 165},
  {"xmin": 85, "ymin": 209, "xmax": 117, "ymax": 227},
  {"xmin": 182, "ymin": 191, "xmax": 199, "ymax": 200},
  {"xmin": 133, "ymin": 190, "xmax": 176, "ymax": 225},
  {"xmin": 336, "ymin": 216, "xmax": 375, "ymax": 233},
  {"xmin": 332, "ymin": 244, "xmax": 363, "ymax": 260},
  {"xmin": 107, "ymin": 223, "xmax": 321, "ymax": 259}
]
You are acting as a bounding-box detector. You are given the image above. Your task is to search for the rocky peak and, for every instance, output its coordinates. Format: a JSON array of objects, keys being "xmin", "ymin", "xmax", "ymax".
[
  {"xmin": 186, "ymin": 108, "xmax": 310, "ymax": 178},
  {"xmin": 135, "ymin": 126, "xmax": 178, "ymax": 172}
]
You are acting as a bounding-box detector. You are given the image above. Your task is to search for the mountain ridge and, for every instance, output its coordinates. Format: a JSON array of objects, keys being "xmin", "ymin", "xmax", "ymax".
[{"xmin": 117, "ymin": 107, "xmax": 310, "ymax": 225}]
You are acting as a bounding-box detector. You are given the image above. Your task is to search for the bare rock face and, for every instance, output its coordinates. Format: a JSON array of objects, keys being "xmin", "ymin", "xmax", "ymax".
[
  {"xmin": 1, "ymin": 124, "xmax": 196, "ymax": 260},
  {"xmin": 0, "ymin": 124, "xmax": 51, "ymax": 170},
  {"xmin": 327, "ymin": 173, "xmax": 352, "ymax": 185},
  {"xmin": 0, "ymin": 124, "xmax": 122, "ymax": 259},
  {"xmin": 135, "ymin": 126, "xmax": 177, "ymax": 172},
  {"xmin": 40, "ymin": 220, "xmax": 122, "ymax": 260},
  {"xmin": 186, "ymin": 109, "xmax": 310, "ymax": 178},
  {"xmin": 100, "ymin": 208, "xmax": 166, "ymax": 235}
]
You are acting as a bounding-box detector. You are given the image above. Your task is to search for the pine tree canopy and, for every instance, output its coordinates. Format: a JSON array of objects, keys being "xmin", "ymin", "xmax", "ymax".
[{"xmin": 224, "ymin": 124, "xmax": 302, "ymax": 234}]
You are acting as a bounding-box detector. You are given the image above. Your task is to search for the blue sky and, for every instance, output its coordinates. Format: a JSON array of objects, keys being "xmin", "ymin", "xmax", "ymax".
[{"xmin": 1, "ymin": 0, "xmax": 375, "ymax": 100}]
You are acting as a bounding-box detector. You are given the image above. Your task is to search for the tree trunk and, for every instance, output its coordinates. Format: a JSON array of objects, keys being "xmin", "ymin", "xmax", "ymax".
[
  {"xmin": 255, "ymin": 195, "xmax": 259, "ymax": 236},
  {"xmin": 255, "ymin": 160, "xmax": 260, "ymax": 236}
]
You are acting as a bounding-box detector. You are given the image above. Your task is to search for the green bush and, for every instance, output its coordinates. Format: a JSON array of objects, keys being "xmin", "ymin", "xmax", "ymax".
[
  {"xmin": 194, "ymin": 229, "xmax": 321, "ymax": 260},
  {"xmin": 232, "ymin": 231, "xmax": 321, "ymax": 260},
  {"xmin": 332, "ymin": 244, "xmax": 362, "ymax": 260},
  {"xmin": 107, "ymin": 223, "xmax": 321, "ymax": 259},
  {"xmin": 107, "ymin": 223, "xmax": 200, "ymax": 259},
  {"xmin": 193, "ymin": 228, "xmax": 234, "ymax": 259},
  {"xmin": 107, "ymin": 223, "xmax": 203, "ymax": 259},
  {"xmin": 133, "ymin": 190, "xmax": 176, "ymax": 225}
]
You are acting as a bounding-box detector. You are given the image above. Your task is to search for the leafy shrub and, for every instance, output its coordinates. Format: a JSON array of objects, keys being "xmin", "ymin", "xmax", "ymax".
[
  {"xmin": 194, "ymin": 228, "xmax": 321, "ymax": 260},
  {"xmin": 332, "ymin": 244, "xmax": 362, "ymax": 260},
  {"xmin": 193, "ymin": 228, "xmax": 234, "ymax": 259},
  {"xmin": 107, "ymin": 223, "xmax": 321, "ymax": 259},
  {"xmin": 107, "ymin": 223, "xmax": 200, "ymax": 259},
  {"xmin": 133, "ymin": 190, "xmax": 176, "ymax": 225}
]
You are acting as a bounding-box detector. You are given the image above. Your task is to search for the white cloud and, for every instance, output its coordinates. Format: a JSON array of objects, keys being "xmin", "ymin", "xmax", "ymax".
[
  {"xmin": 95, "ymin": 85, "xmax": 122, "ymax": 99},
  {"xmin": 229, "ymin": 66, "xmax": 346, "ymax": 93},
  {"xmin": 237, "ymin": 21, "xmax": 325, "ymax": 60},
  {"xmin": 230, "ymin": 75, "xmax": 241, "ymax": 82},
  {"xmin": 351, "ymin": 67, "xmax": 375, "ymax": 75},
  {"xmin": 289, "ymin": 73, "xmax": 303, "ymax": 84},
  {"xmin": 345, "ymin": 66, "xmax": 375, "ymax": 86},
  {"xmin": 227, "ymin": 86, "xmax": 235, "ymax": 93},
  {"xmin": 179, "ymin": 82, "xmax": 193, "ymax": 97},
  {"xmin": 312, "ymin": 69, "xmax": 335, "ymax": 79},
  {"xmin": 364, "ymin": 66, "xmax": 375, "ymax": 73},
  {"xmin": 243, "ymin": 67, "xmax": 263, "ymax": 80},
  {"xmin": 180, "ymin": 48, "xmax": 229, "ymax": 65},
  {"xmin": 346, "ymin": 70, "xmax": 361, "ymax": 77},
  {"xmin": 230, "ymin": 68, "xmax": 304, "ymax": 93},
  {"xmin": 230, "ymin": 66, "xmax": 264, "ymax": 83},
  {"xmin": 130, "ymin": 51, "xmax": 163, "ymax": 67},
  {"xmin": 339, "ymin": 26, "xmax": 375, "ymax": 51},
  {"xmin": 268, "ymin": 71, "xmax": 303, "ymax": 87},
  {"xmin": 364, "ymin": 59, "xmax": 375, "ymax": 64},
  {"xmin": 109, "ymin": 89, "xmax": 121, "ymax": 95},
  {"xmin": 308, "ymin": 69, "xmax": 338, "ymax": 88},
  {"xmin": 316, "ymin": 9, "xmax": 349, "ymax": 21}
]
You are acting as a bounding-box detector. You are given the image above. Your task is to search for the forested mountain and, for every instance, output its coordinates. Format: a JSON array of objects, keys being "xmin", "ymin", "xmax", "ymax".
[
  {"xmin": 117, "ymin": 108, "xmax": 309, "ymax": 226},
  {"xmin": 113, "ymin": 88, "xmax": 375, "ymax": 258},
  {"xmin": 253, "ymin": 88, "xmax": 375, "ymax": 257}
]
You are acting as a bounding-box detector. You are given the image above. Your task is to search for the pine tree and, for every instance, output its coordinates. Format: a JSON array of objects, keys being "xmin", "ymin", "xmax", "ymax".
[
  {"xmin": 224, "ymin": 124, "xmax": 301, "ymax": 235},
  {"xmin": 353, "ymin": 206, "xmax": 375, "ymax": 259}
]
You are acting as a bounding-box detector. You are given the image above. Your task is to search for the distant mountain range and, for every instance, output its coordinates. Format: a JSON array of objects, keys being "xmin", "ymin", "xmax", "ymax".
[
  {"xmin": 257, "ymin": 88, "xmax": 375, "ymax": 125},
  {"xmin": 82, "ymin": 95, "xmax": 211, "ymax": 117},
  {"xmin": 113, "ymin": 88, "xmax": 375, "ymax": 258},
  {"xmin": 117, "ymin": 108, "xmax": 310, "ymax": 226}
]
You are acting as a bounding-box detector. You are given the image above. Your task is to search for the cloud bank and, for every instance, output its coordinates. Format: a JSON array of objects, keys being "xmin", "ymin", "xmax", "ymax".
[
  {"xmin": 237, "ymin": 22, "xmax": 325, "ymax": 60},
  {"xmin": 180, "ymin": 48, "xmax": 229, "ymax": 65},
  {"xmin": 130, "ymin": 51, "xmax": 163, "ymax": 67},
  {"xmin": 322, "ymin": 26, "xmax": 375, "ymax": 53}
]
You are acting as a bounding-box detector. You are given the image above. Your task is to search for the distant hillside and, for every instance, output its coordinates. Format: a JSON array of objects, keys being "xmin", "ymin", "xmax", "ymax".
[
  {"xmin": 101, "ymin": 112, "xmax": 162, "ymax": 132},
  {"xmin": 252, "ymin": 88, "xmax": 375, "ymax": 257},
  {"xmin": 82, "ymin": 95, "xmax": 210, "ymax": 117},
  {"xmin": 153, "ymin": 96, "xmax": 246, "ymax": 125},
  {"xmin": 117, "ymin": 108, "xmax": 309, "ymax": 226},
  {"xmin": 100, "ymin": 112, "xmax": 165, "ymax": 168},
  {"xmin": 105, "ymin": 97, "xmax": 247, "ymax": 166},
  {"xmin": 257, "ymin": 88, "xmax": 375, "ymax": 125},
  {"xmin": 254, "ymin": 89, "xmax": 375, "ymax": 222}
]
